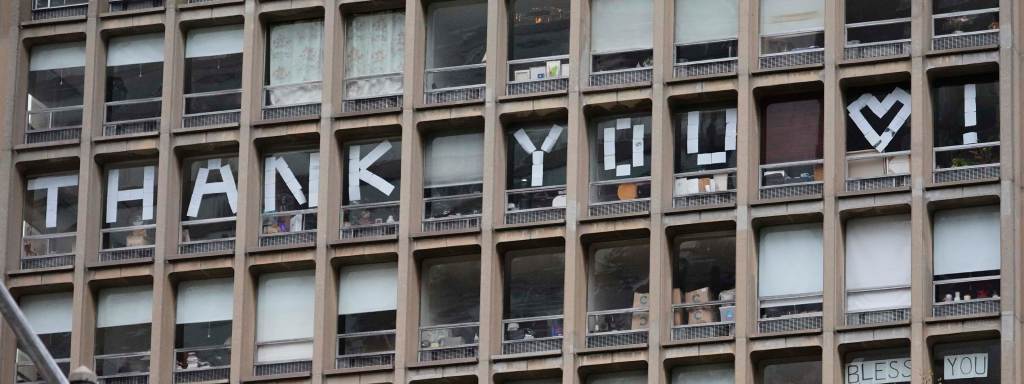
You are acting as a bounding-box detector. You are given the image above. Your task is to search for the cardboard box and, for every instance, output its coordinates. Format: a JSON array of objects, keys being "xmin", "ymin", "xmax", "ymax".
[
  {"xmin": 686, "ymin": 287, "xmax": 711, "ymax": 304},
  {"xmin": 631, "ymin": 311, "xmax": 649, "ymax": 329},
  {"xmin": 688, "ymin": 306, "xmax": 718, "ymax": 324},
  {"xmin": 513, "ymin": 70, "xmax": 531, "ymax": 82},
  {"xmin": 633, "ymin": 292, "xmax": 650, "ymax": 308},
  {"xmin": 529, "ymin": 66, "xmax": 546, "ymax": 80}
]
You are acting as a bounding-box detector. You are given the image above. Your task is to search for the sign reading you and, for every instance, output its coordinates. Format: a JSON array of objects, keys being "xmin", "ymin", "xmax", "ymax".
[
  {"xmin": 845, "ymin": 357, "xmax": 911, "ymax": 384},
  {"xmin": 943, "ymin": 353, "xmax": 988, "ymax": 380}
]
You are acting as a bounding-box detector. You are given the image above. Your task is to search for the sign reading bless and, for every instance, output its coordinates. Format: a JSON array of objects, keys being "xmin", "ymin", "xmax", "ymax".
[{"xmin": 845, "ymin": 358, "xmax": 911, "ymax": 384}]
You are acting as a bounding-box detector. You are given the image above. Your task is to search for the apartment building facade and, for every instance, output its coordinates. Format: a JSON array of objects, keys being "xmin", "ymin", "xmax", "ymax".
[{"xmin": 0, "ymin": 0, "xmax": 1020, "ymax": 383}]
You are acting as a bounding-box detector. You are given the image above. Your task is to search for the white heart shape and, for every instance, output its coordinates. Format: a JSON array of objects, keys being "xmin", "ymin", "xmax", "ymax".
[{"xmin": 846, "ymin": 87, "xmax": 912, "ymax": 153}]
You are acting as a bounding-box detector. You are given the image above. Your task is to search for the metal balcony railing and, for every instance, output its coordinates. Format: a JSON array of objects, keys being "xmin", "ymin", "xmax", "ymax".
[
  {"xmin": 20, "ymin": 232, "xmax": 76, "ymax": 270},
  {"xmin": 418, "ymin": 323, "xmax": 479, "ymax": 362},
  {"xmin": 846, "ymin": 308, "xmax": 910, "ymax": 326},
  {"xmin": 757, "ymin": 313, "xmax": 823, "ymax": 334},
  {"xmin": 759, "ymin": 48, "xmax": 825, "ymax": 70},
  {"xmin": 673, "ymin": 58, "xmax": 737, "ymax": 79},
  {"xmin": 32, "ymin": 2, "xmax": 88, "ymax": 20},
  {"xmin": 589, "ymin": 67, "xmax": 652, "ymax": 87},
  {"xmin": 671, "ymin": 301, "xmax": 736, "ymax": 341},
  {"xmin": 108, "ymin": 0, "xmax": 163, "ymax": 13},
  {"xmin": 586, "ymin": 308, "xmax": 649, "ymax": 348},
  {"xmin": 26, "ymin": 106, "xmax": 83, "ymax": 144},
  {"xmin": 335, "ymin": 330, "xmax": 396, "ymax": 369},
  {"xmin": 182, "ymin": 89, "xmax": 242, "ymax": 129},
  {"xmin": 844, "ymin": 40, "xmax": 911, "ymax": 61},
  {"xmin": 501, "ymin": 315, "xmax": 563, "ymax": 355}
]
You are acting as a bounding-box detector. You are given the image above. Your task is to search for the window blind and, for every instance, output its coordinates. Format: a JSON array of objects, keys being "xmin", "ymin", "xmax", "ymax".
[
  {"xmin": 176, "ymin": 278, "xmax": 233, "ymax": 324},
  {"xmin": 185, "ymin": 25, "xmax": 243, "ymax": 58},
  {"xmin": 423, "ymin": 131, "xmax": 484, "ymax": 187},
  {"xmin": 30, "ymin": 42, "xmax": 86, "ymax": 71},
  {"xmin": 107, "ymin": 33, "xmax": 164, "ymax": 67},
  {"xmin": 758, "ymin": 223, "xmax": 823, "ymax": 299},
  {"xmin": 21, "ymin": 292, "xmax": 73, "ymax": 335},
  {"xmin": 675, "ymin": 0, "xmax": 738, "ymax": 45},
  {"xmin": 256, "ymin": 270, "xmax": 314, "ymax": 362},
  {"xmin": 590, "ymin": 0, "xmax": 653, "ymax": 53},
  {"xmin": 760, "ymin": 0, "xmax": 825, "ymax": 36},
  {"xmin": 934, "ymin": 205, "xmax": 1000, "ymax": 276},
  {"xmin": 671, "ymin": 363, "xmax": 734, "ymax": 384},
  {"xmin": 97, "ymin": 285, "xmax": 153, "ymax": 328},
  {"xmin": 338, "ymin": 262, "xmax": 398, "ymax": 315},
  {"xmin": 845, "ymin": 215, "xmax": 912, "ymax": 312}
]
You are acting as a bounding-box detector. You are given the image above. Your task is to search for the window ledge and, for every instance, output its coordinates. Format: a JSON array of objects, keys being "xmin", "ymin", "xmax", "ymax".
[
  {"xmin": 93, "ymin": 131, "xmax": 161, "ymax": 143},
  {"xmin": 409, "ymin": 227, "xmax": 481, "ymax": 239},
  {"xmin": 179, "ymin": 0, "xmax": 245, "ymax": 10},
  {"xmin": 838, "ymin": 53, "xmax": 910, "ymax": 67},
  {"xmin": 663, "ymin": 203, "xmax": 735, "ymax": 215},
  {"xmin": 334, "ymin": 107, "xmax": 402, "ymax": 119},
  {"xmin": 576, "ymin": 343, "xmax": 648, "ymax": 355},
  {"xmin": 836, "ymin": 186, "xmax": 911, "ymax": 199},
  {"xmin": 330, "ymin": 235, "xmax": 399, "ymax": 247},
  {"xmin": 87, "ymin": 257, "xmax": 154, "ymax": 269},
  {"xmin": 925, "ymin": 44, "xmax": 1000, "ymax": 58},
  {"xmin": 580, "ymin": 81, "xmax": 652, "ymax": 94},
  {"xmin": 167, "ymin": 249, "xmax": 235, "ymax": 262},
  {"xmin": 751, "ymin": 193, "xmax": 823, "ymax": 206},
  {"xmin": 491, "ymin": 350, "xmax": 562, "ymax": 361},
  {"xmin": 497, "ymin": 89, "xmax": 568, "ymax": 102},
  {"xmin": 494, "ymin": 219, "xmax": 565, "ymax": 231},
  {"xmin": 662, "ymin": 336, "xmax": 734, "ymax": 348},
  {"xmin": 99, "ymin": 6, "xmax": 165, "ymax": 19},
  {"xmin": 666, "ymin": 71, "xmax": 737, "ymax": 85},
  {"xmin": 751, "ymin": 63, "xmax": 824, "ymax": 76},
  {"xmin": 7, "ymin": 265, "xmax": 75, "ymax": 277},
  {"xmin": 13, "ymin": 139, "xmax": 80, "ymax": 152},
  {"xmin": 252, "ymin": 114, "xmax": 321, "ymax": 127},
  {"xmin": 749, "ymin": 328, "xmax": 821, "ymax": 340},
  {"xmin": 241, "ymin": 371, "xmax": 310, "ymax": 383},
  {"xmin": 171, "ymin": 123, "xmax": 238, "ymax": 135},
  {"xmin": 323, "ymin": 364, "xmax": 394, "ymax": 376},
  {"xmin": 924, "ymin": 312, "xmax": 1000, "ymax": 324},
  {"xmin": 247, "ymin": 242, "xmax": 317, "ymax": 255},
  {"xmin": 925, "ymin": 177, "xmax": 1000, "ymax": 190},
  {"xmin": 836, "ymin": 320, "xmax": 911, "ymax": 333},
  {"xmin": 578, "ymin": 211, "xmax": 649, "ymax": 223},
  {"xmin": 21, "ymin": 15, "xmax": 87, "ymax": 28},
  {"xmin": 406, "ymin": 357, "xmax": 477, "ymax": 369},
  {"xmin": 415, "ymin": 98, "xmax": 485, "ymax": 111}
]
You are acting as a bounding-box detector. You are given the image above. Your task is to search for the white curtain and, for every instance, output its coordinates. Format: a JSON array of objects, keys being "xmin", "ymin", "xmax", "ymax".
[
  {"xmin": 934, "ymin": 205, "xmax": 1000, "ymax": 275},
  {"xmin": 108, "ymin": 33, "xmax": 164, "ymax": 66},
  {"xmin": 423, "ymin": 131, "xmax": 484, "ymax": 187},
  {"xmin": 267, "ymin": 20, "xmax": 323, "ymax": 105},
  {"xmin": 30, "ymin": 42, "xmax": 85, "ymax": 71},
  {"xmin": 176, "ymin": 278, "xmax": 233, "ymax": 324},
  {"xmin": 671, "ymin": 363, "xmax": 734, "ymax": 384},
  {"xmin": 256, "ymin": 270, "xmax": 314, "ymax": 362},
  {"xmin": 344, "ymin": 11, "xmax": 404, "ymax": 99},
  {"xmin": 97, "ymin": 285, "xmax": 153, "ymax": 328},
  {"xmin": 591, "ymin": 0, "xmax": 653, "ymax": 53},
  {"xmin": 21, "ymin": 292, "xmax": 73, "ymax": 334},
  {"xmin": 846, "ymin": 215, "xmax": 912, "ymax": 312},
  {"xmin": 588, "ymin": 371, "xmax": 648, "ymax": 384},
  {"xmin": 186, "ymin": 25, "xmax": 243, "ymax": 58},
  {"xmin": 760, "ymin": 0, "xmax": 825, "ymax": 36},
  {"xmin": 338, "ymin": 262, "xmax": 398, "ymax": 315},
  {"xmin": 675, "ymin": 0, "xmax": 738, "ymax": 45},
  {"xmin": 758, "ymin": 223, "xmax": 823, "ymax": 299}
]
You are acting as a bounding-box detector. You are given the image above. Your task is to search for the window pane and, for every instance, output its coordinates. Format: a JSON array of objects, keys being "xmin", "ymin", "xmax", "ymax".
[
  {"xmin": 845, "ymin": 84, "xmax": 911, "ymax": 153},
  {"xmin": 934, "ymin": 11, "xmax": 999, "ymax": 35},
  {"xmin": 675, "ymin": 0, "xmax": 738, "ymax": 45},
  {"xmin": 676, "ymin": 40, "xmax": 738, "ymax": 63},
  {"xmin": 185, "ymin": 54, "xmax": 243, "ymax": 94},
  {"xmin": 758, "ymin": 224, "xmax": 823, "ymax": 298},
  {"xmin": 847, "ymin": 21, "xmax": 911, "ymax": 45},
  {"xmin": 344, "ymin": 138, "xmax": 402, "ymax": 205},
  {"xmin": 933, "ymin": 206, "xmax": 1000, "ymax": 276},
  {"xmin": 424, "ymin": 130, "xmax": 484, "ymax": 188},
  {"xmin": 761, "ymin": 96, "xmax": 823, "ymax": 164},
  {"xmin": 508, "ymin": 0, "xmax": 570, "ymax": 60},
  {"xmin": 760, "ymin": 0, "xmax": 824, "ymax": 36},
  {"xmin": 592, "ymin": 49, "xmax": 654, "ymax": 72},
  {"xmin": 506, "ymin": 121, "xmax": 567, "ymax": 189},
  {"xmin": 588, "ymin": 239, "xmax": 649, "ymax": 311},
  {"xmin": 760, "ymin": 31, "xmax": 825, "ymax": 54},
  {"xmin": 673, "ymin": 234, "xmax": 735, "ymax": 298},
  {"xmin": 96, "ymin": 323, "xmax": 151, "ymax": 355},
  {"xmin": 671, "ymin": 362, "xmax": 734, "ymax": 384},
  {"xmin": 845, "ymin": 348, "xmax": 910, "ymax": 384},
  {"xmin": 588, "ymin": 371, "xmax": 647, "ymax": 383},
  {"xmin": 762, "ymin": 359, "xmax": 822, "ymax": 384},
  {"xmin": 931, "ymin": 340, "xmax": 1000, "ymax": 383},
  {"xmin": 345, "ymin": 11, "xmax": 404, "ymax": 98},
  {"xmin": 933, "ymin": 0, "xmax": 998, "ymax": 14},
  {"xmin": 264, "ymin": 151, "xmax": 317, "ymax": 212},
  {"xmin": 591, "ymin": 0, "xmax": 653, "ymax": 53},
  {"xmin": 103, "ymin": 165, "xmax": 157, "ymax": 229},
  {"xmin": 256, "ymin": 270, "xmax": 315, "ymax": 349},
  {"xmin": 676, "ymin": 107, "xmax": 737, "ymax": 173},
  {"xmin": 28, "ymin": 68, "xmax": 85, "ymax": 110},
  {"xmin": 845, "ymin": 0, "xmax": 910, "ymax": 24},
  {"xmin": 338, "ymin": 262, "xmax": 398, "ymax": 333},
  {"xmin": 590, "ymin": 114, "xmax": 652, "ymax": 181},
  {"xmin": 426, "ymin": 0, "xmax": 487, "ymax": 69},
  {"xmin": 932, "ymin": 75, "xmax": 998, "ymax": 148},
  {"xmin": 505, "ymin": 248, "xmax": 564, "ymax": 319},
  {"xmin": 420, "ymin": 255, "xmax": 480, "ymax": 326},
  {"xmin": 175, "ymin": 320, "xmax": 231, "ymax": 350},
  {"xmin": 23, "ymin": 174, "xmax": 78, "ymax": 235}
]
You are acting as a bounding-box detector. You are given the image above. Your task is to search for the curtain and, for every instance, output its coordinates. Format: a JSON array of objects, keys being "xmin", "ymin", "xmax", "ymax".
[
  {"xmin": 934, "ymin": 205, "xmax": 1000, "ymax": 275},
  {"xmin": 758, "ymin": 223, "xmax": 823, "ymax": 298},
  {"xmin": 21, "ymin": 292, "xmax": 72, "ymax": 334},
  {"xmin": 591, "ymin": 0, "xmax": 653, "ymax": 53},
  {"xmin": 267, "ymin": 20, "xmax": 323, "ymax": 105},
  {"xmin": 846, "ymin": 215, "xmax": 912, "ymax": 312},
  {"xmin": 760, "ymin": 0, "xmax": 825, "ymax": 36},
  {"xmin": 423, "ymin": 131, "xmax": 484, "ymax": 187},
  {"xmin": 108, "ymin": 33, "xmax": 164, "ymax": 67},
  {"xmin": 338, "ymin": 262, "xmax": 398, "ymax": 315},
  {"xmin": 675, "ymin": 0, "xmax": 738, "ymax": 45},
  {"xmin": 186, "ymin": 25, "xmax": 243, "ymax": 58},
  {"xmin": 97, "ymin": 285, "xmax": 153, "ymax": 328},
  {"xmin": 762, "ymin": 98, "xmax": 823, "ymax": 164},
  {"xmin": 671, "ymin": 363, "xmax": 734, "ymax": 384},
  {"xmin": 176, "ymin": 278, "xmax": 233, "ymax": 324},
  {"xmin": 256, "ymin": 270, "xmax": 314, "ymax": 362},
  {"xmin": 30, "ymin": 42, "xmax": 85, "ymax": 71},
  {"xmin": 345, "ymin": 11, "xmax": 404, "ymax": 99}
]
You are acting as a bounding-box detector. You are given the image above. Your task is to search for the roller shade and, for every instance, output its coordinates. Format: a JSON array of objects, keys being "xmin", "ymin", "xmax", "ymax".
[
  {"xmin": 423, "ymin": 131, "xmax": 484, "ymax": 187},
  {"xmin": 30, "ymin": 42, "xmax": 85, "ymax": 71},
  {"xmin": 108, "ymin": 33, "xmax": 164, "ymax": 67},
  {"xmin": 186, "ymin": 25, "xmax": 243, "ymax": 58},
  {"xmin": 176, "ymin": 278, "xmax": 233, "ymax": 324},
  {"xmin": 758, "ymin": 223, "xmax": 823, "ymax": 298},
  {"xmin": 21, "ymin": 292, "xmax": 73, "ymax": 335},
  {"xmin": 760, "ymin": 0, "xmax": 824, "ymax": 36},
  {"xmin": 590, "ymin": 0, "xmax": 653, "ymax": 53},
  {"xmin": 934, "ymin": 205, "xmax": 1000, "ymax": 275},
  {"xmin": 671, "ymin": 363, "xmax": 734, "ymax": 384},
  {"xmin": 675, "ymin": 0, "xmax": 739, "ymax": 45},
  {"xmin": 846, "ymin": 215, "xmax": 912, "ymax": 312},
  {"xmin": 257, "ymin": 270, "xmax": 314, "ymax": 342},
  {"xmin": 338, "ymin": 262, "xmax": 398, "ymax": 315},
  {"xmin": 97, "ymin": 285, "xmax": 153, "ymax": 328}
]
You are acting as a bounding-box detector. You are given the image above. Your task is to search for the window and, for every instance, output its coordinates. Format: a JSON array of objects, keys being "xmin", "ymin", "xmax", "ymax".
[
  {"xmin": 932, "ymin": 206, "xmax": 1000, "ymax": 306},
  {"xmin": 261, "ymin": 150, "xmax": 318, "ymax": 239},
  {"xmin": 587, "ymin": 239, "xmax": 649, "ymax": 335},
  {"xmin": 844, "ymin": 348, "xmax": 910, "ymax": 384},
  {"xmin": 931, "ymin": 339, "xmax": 999, "ymax": 384},
  {"xmin": 27, "ymin": 42, "xmax": 85, "ymax": 141},
  {"xmin": 344, "ymin": 10, "xmax": 404, "ymax": 100},
  {"xmin": 503, "ymin": 248, "xmax": 564, "ymax": 348},
  {"xmin": 505, "ymin": 121, "xmax": 567, "ymax": 212},
  {"xmin": 760, "ymin": 358, "xmax": 822, "ymax": 384},
  {"xmin": 33, "ymin": 0, "xmax": 88, "ymax": 10},
  {"xmin": 265, "ymin": 20, "xmax": 323, "ymax": 109},
  {"xmin": 507, "ymin": 0, "xmax": 570, "ymax": 82},
  {"xmin": 589, "ymin": 114, "xmax": 652, "ymax": 204},
  {"xmin": 933, "ymin": 0, "xmax": 999, "ymax": 37},
  {"xmin": 16, "ymin": 292, "xmax": 72, "ymax": 382},
  {"xmin": 674, "ymin": 0, "xmax": 738, "ymax": 63},
  {"xmin": 105, "ymin": 33, "xmax": 164, "ymax": 132},
  {"xmin": 342, "ymin": 138, "xmax": 401, "ymax": 235},
  {"xmin": 845, "ymin": 85, "xmax": 911, "ymax": 181},
  {"xmin": 845, "ymin": 0, "xmax": 911, "ymax": 47},
  {"xmin": 184, "ymin": 25, "xmax": 243, "ymax": 117},
  {"xmin": 506, "ymin": 379, "xmax": 560, "ymax": 384},
  {"xmin": 22, "ymin": 174, "xmax": 78, "ymax": 264},
  {"xmin": 590, "ymin": 0, "xmax": 653, "ymax": 72},
  {"xmin": 587, "ymin": 371, "xmax": 648, "ymax": 383},
  {"xmin": 671, "ymin": 362, "xmax": 734, "ymax": 384},
  {"xmin": 101, "ymin": 164, "xmax": 157, "ymax": 253},
  {"xmin": 425, "ymin": 0, "xmax": 487, "ymax": 91},
  {"xmin": 175, "ymin": 279, "xmax": 232, "ymax": 373},
  {"xmin": 932, "ymin": 75, "xmax": 999, "ymax": 170},
  {"xmin": 758, "ymin": 224, "xmax": 823, "ymax": 319},
  {"xmin": 337, "ymin": 263, "xmax": 398, "ymax": 363},
  {"xmin": 256, "ymin": 270, "xmax": 315, "ymax": 365},
  {"xmin": 422, "ymin": 130, "xmax": 484, "ymax": 222},
  {"xmin": 674, "ymin": 106, "xmax": 737, "ymax": 197},
  {"xmin": 95, "ymin": 286, "xmax": 152, "ymax": 380},
  {"xmin": 180, "ymin": 157, "xmax": 238, "ymax": 249},
  {"xmin": 419, "ymin": 255, "xmax": 480, "ymax": 355},
  {"xmin": 671, "ymin": 233, "xmax": 736, "ymax": 329},
  {"xmin": 760, "ymin": 96, "xmax": 824, "ymax": 187},
  {"xmin": 845, "ymin": 215, "xmax": 911, "ymax": 323},
  {"xmin": 759, "ymin": 0, "xmax": 825, "ymax": 55}
]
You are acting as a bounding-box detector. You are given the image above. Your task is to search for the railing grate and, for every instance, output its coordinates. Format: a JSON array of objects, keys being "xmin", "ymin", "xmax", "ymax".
[
  {"xmin": 759, "ymin": 50, "xmax": 825, "ymax": 70},
  {"xmin": 673, "ymin": 59, "xmax": 737, "ymax": 79},
  {"xmin": 108, "ymin": 0, "xmax": 163, "ymax": 12},
  {"xmin": 182, "ymin": 111, "xmax": 240, "ymax": 130},
  {"xmin": 673, "ymin": 191, "xmax": 736, "ymax": 209},
  {"xmin": 173, "ymin": 367, "xmax": 229, "ymax": 383},
  {"xmin": 258, "ymin": 231, "xmax": 316, "ymax": 248},
  {"xmin": 178, "ymin": 239, "xmax": 234, "ymax": 255},
  {"xmin": 501, "ymin": 338, "xmax": 562, "ymax": 355},
  {"xmin": 97, "ymin": 374, "xmax": 149, "ymax": 384},
  {"xmin": 421, "ymin": 216, "xmax": 480, "ymax": 233},
  {"xmin": 261, "ymin": 103, "xmax": 321, "ymax": 121},
  {"xmin": 103, "ymin": 120, "xmax": 160, "ymax": 137},
  {"xmin": 759, "ymin": 183, "xmax": 823, "ymax": 200},
  {"xmin": 25, "ymin": 128, "xmax": 81, "ymax": 144},
  {"xmin": 418, "ymin": 346, "xmax": 477, "ymax": 362},
  {"xmin": 844, "ymin": 41, "xmax": 911, "ymax": 61},
  {"xmin": 504, "ymin": 208, "xmax": 565, "ymax": 225},
  {"xmin": 506, "ymin": 78, "xmax": 569, "ymax": 96},
  {"xmin": 757, "ymin": 315, "xmax": 822, "ymax": 334},
  {"xmin": 932, "ymin": 31, "xmax": 999, "ymax": 51},
  {"xmin": 585, "ymin": 330, "xmax": 647, "ymax": 349},
  {"xmin": 341, "ymin": 95, "xmax": 402, "ymax": 113},
  {"xmin": 671, "ymin": 323, "xmax": 734, "ymax": 341},
  {"xmin": 424, "ymin": 86, "xmax": 485, "ymax": 105},
  {"xmin": 932, "ymin": 299, "xmax": 1000, "ymax": 318},
  {"xmin": 846, "ymin": 308, "xmax": 910, "ymax": 326},
  {"xmin": 845, "ymin": 175, "xmax": 911, "ymax": 192},
  {"xmin": 933, "ymin": 165, "xmax": 999, "ymax": 184},
  {"xmin": 335, "ymin": 353, "xmax": 394, "ymax": 369},
  {"xmin": 340, "ymin": 223, "xmax": 398, "ymax": 240},
  {"xmin": 98, "ymin": 247, "xmax": 154, "ymax": 263},
  {"xmin": 253, "ymin": 360, "xmax": 311, "ymax": 377},
  {"xmin": 588, "ymin": 68, "xmax": 652, "ymax": 87},
  {"xmin": 20, "ymin": 254, "xmax": 75, "ymax": 270},
  {"xmin": 32, "ymin": 5, "xmax": 88, "ymax": 20},
  {"xmin": 588, "ymin": 200, "xmax": 650, "ymax": 217}
]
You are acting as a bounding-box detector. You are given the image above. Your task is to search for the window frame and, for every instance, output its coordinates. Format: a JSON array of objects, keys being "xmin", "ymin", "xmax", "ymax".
[
  {"xmin": 179, "ymin": 154, "xmax": 239, "ymax": 247},
  {"xmin": 260, "ymin": 148, "xmax": 319, "ymax": 238},
  {"xmin": 263, "ymin": 19, "xmax": 324, "ymax": 109},
  {"xmin": 931, "ymin": 2, "xmax": 1000, "ymax": 39},
  {"xmin": 99, "ymin": 162, "xmax": 158, "ymax": 252},
  {"xmin": 843, "ymin": 0, "xmax": 912, "ymax": 48},
  {"xmin": 21, "ymin": 171, "xmax": 79, "ymax": 262}
]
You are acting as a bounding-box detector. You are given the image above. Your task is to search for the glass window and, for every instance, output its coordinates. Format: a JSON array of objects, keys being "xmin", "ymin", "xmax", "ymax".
[
  {"xmin": 265, "ymin": 20, "xmax": 323, "ymax": 107},
  {"xmin": 17, "ymin": 292, "xmax": 72, "ymax": 382},
  {"xmin": 761, "ymin": 359, "xmax": 822, "ymax": 384},
  {"xmin": 256, "ymin": 270, "xmax": 315, "ymax": 363},
  {"xmin": 184, "ymin": 25, "xmax": 243, "ymax": 115},
  {"xmin": 181, "ymin": 156, "xmax": 238, "ymax": 244},
  {"xmin": 931, "ymin": 75, "xmax": 999, "ymax": 169},
  {"xmin": 95, "ymin": 286, "xmax": 152, "ymax": 378},
  {"xmin": 671, "ymin": 362, "xmax": 734, "ymax": 384},
  {"xmin": 931, "ymin": 339, "xmax": 999, "ymax": 384},
  {"xmin": 932, "ymin": 206, "xmax": 1000, "ymax": 304},
  {"xmin": 508, "ymin": 0, "xmax": 570, "ymax": 82},
  {"xmin": 674, "ymin": 106, "xmax": 737, "ymax": 196},
  {"xmin": 758, "ymin": 224, "xmax": 823, "ymax": 318},
  {"xmin": 419, "ymin": 255, "xmax": 481, "ymax": 349},
  {"xmin": 933, "ymin": 0, "xmax": 999, "ymax": 36},
  {"xmin": 102, "ymin": 164, "xmax": 157, "ymax": 250},
  {"xmin": 423, "ymin": 130, "xmax": 484, "ymax": 220},
  {"xmin": 33, "ymin": 0, "xmax": 88, "ymax": 9},
  {"xmin": 106, "ymin": 34, "xmax": 164, "ymax": 125},
  {"xmin": 506, "ymin": 121, "xmax": 567, "ymax": 211},
  {"xmin": 845, "ymin": 215, "xmax": 911, "ymax": 314},
  {"xmin": 175, "ymin": 279, "xmax": 232, "ymax": 370},
  {"xmin": 344, "ymin": 11, "xmax": 404, "ymax": 100},
  {"xmin": 589, "ymin": 113, "xmax": 652, "ymax": 203},
  {"xmin": 261, "ymin": 150, "xmax": 318, "ymax": 236},
  {"xmin": 342, "ymin": 138, "xmax": 401, "ymax": 227},
  {"xmin": 22, "ymin": 174, "xmax": 78, "ymax": 259},
  {"xmin": 674, "ymin": 0, "xmax": 738, "ymax": 63},
  {"xmin": 27, "ymin": 42, "xmax": 85, "ymax": 133},
  {"xmin": 845, "ymin": 0, "xmax": 911, "ymax": 45},
  {"xmin": 844, "ymin": 348, "xmax": 910, "ymax": 384},
  {"xmin": 587, "ymin": 370, "xmax": 648, "ymax": 383},
  {"xmin": 504, "ymin": 248, "xmax": 564, "ymax": 341},
  {"xmin": 590, "ymin": 0, "xmax": 653, "ymax": 72},
  {"xmin": 337, "ymin": 262, "xmax": 398, "ymax": 356},
  {"xmin": 760, "ymin": 0, "xmax": 825, "ymax": 55},
  {"xmin": 845, "ymin": 84, "xmax": 911, "ymax": 179},
  {"xmin": 672, "ymin": 233, "xmax": 736, "ymax": 327},
  {"xmin": 425, "ymin": 0, "xmax": 487, "ymax": 90},
  {"xmin": 760, "ymin": 95, "xmax": 824, "ymax": 187},
  {"xmin": 587, "ymin": 239, "xmax": 649, "ymax": 334}
]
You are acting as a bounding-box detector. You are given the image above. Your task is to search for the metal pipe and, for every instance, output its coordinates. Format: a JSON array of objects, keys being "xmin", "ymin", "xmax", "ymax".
[{"xmin": 0, "ymin": 278, "xmax": 69, "ymax": 384}]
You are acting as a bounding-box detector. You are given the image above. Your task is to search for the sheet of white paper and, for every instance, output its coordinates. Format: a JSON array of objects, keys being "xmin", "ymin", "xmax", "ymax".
[
  {"xmin": 711, "ymin": 152, "xmax": 726, "ymax": 164},
  {"xmin": 686, "ymin": 111, "xmax": 699, "ymax": 154},
  {"xmin": 962, "ymin": 132, "xmax": 978, "ymax": 145},
  {"xmin": 964, "ymin": 83, "xmax": 977, "ymax": 127},
  {"xmin": 27, "ymin": 175, "xmax": 78, "ymax": 228},
  {"xmin": 632, "ymin": 124, "xmax": 645, "ymax": 167}
]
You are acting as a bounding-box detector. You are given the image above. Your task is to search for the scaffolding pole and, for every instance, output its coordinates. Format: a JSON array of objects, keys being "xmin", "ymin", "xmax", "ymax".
[{"xmin": 0, "ymin": 278, "xmax": 70, "ymax": 384}]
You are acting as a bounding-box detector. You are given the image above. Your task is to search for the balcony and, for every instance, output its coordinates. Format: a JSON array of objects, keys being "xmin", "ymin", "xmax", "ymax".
[
  {"xmin": 261, "ymin": 81, "xmax": 321, "ymax": 121},
  {"xmin": 259, "ymin": 209, "xmax": 316, "ymax": 247},
  {"xmin": 335, "ymin": 330, "xmax": 395, "ymax": 369},
  {"xmin": 173, "ymin": 346, "xmax": 230, "ymax": 383},
  {"xmin": 99, "ymin": 224, "xmax": 156, "ymax": 263},
  {"xmin": 504, "ymin": 187, "xmax": 566, "ymax": 225},
  {"xmin": 506, "ymin": 56, "xmax": 569, "ymax": 96},
  {"xmin": 931, "ymin": 8, "xmax": 1000, "ymax": 51},
  {"xmin": 933, "ymin": 142, "xmax": 1000, "ymax": 184},
  {"xmin": 933, "ymin": 274, "xmax": 1001, "ymax": 318},
  {"xmin": 31, "ymin": 1, "xmax": 88, "ymax": 21},
  {"xmin": 501, "ymin": 315, "xmax": 563, "ymax": 355},
  {"xmin": 340, "ymin": 202, "xmax": 399, "ymax": 240},
  {"xmin": 673, "ymin": 169, "xmax": 737, "ymax": 209},
  {"xmin": 21, "ymin": 232, "xmax": 76, "ymax": 270},
  {"xmin": 108, "ymin": 0, "xmax": 163, "ymax": 13},
  {"xmin": 341, "ymin": 73, "xmax": 403, "ymax": 113},
  {"xmin": 589, "ymin": 67, "xmax": 652, "ymax": 88},
  {"xmin": 26, "ymin": 106, "xmax": 83, "ymax": 144},
  {"xmin": 674, "ymin": 58, "xmax": 737, "ymax": 79},
  {"xmin": 759, "ymin": 160, "xmax": 824, "ymax": 200},
  {"xmin": 95, "ymin": 352, "xmax": 150, "ymax": 384},
  {"xmin": 424, "ymin": 64, "xmax": 486, "ymax": 105},
  {"xmin": 589, "ymin": 178, "xmax": 651, "ymax": 217},
  {"xmin": 586, "ymin": 308, "xmax": 649, "ymax": 349},
  {"xmin": 846, "ymin": 307, "xmax": 910, "ymax": 326},
  {"xmin": 760, "ymin": 48, "xmax": 824, "ymax": 70},
  {"xmin": 757, "ymin": 312, "xmax": 823, "ymax": 334},
  {"xmin": 182, "ymin": 90, "xmax": 241, "ymax": 129},
  {"xmin": 671, "ymin": 301, "xmax": 736, "ymax": 341},
  {"xmin": 418, "ymin": 323, "xmax": 479, "ymax": 362},
  {"xmin": 845, "ymin": 40, "xmax": 911, "ymax": 61},
  {"xmin": 845, "ymin": 150, "xmax": 911, "ymax": 192}
]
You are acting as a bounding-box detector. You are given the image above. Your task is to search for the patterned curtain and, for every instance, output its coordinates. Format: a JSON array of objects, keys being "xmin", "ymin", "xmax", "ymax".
[
  {"xmin": 267, "ymin": 20, "xmax": 323, "ymax": 105},
  {"xmin": 344, "ymin": 11, "xmax": 405, "ymax": 99}
]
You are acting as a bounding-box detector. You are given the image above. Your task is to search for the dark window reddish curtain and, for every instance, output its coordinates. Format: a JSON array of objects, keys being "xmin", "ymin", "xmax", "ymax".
[{"xmin": 760, "ymin": 96, "xmax": 824, "ymax": 164}]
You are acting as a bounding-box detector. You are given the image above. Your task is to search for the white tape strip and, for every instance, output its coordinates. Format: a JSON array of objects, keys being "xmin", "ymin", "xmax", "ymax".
[
  {"xmin": 964, "ymin": 83, "xmax": 977, "ymax": 127},
  {"xmin": 725, "ymin": 108, "xmax": 737, "ymax": 151},
  {"xmin": 105, "ymin": 166, "xmax": 156, "ymax": 224},
  {"xmin": 265, "ymin": 156, "xmax": 307, "ymax": 212},
  {"xmin": 26, "ymin": 174, "xmax": 78, "ymax": 228},
  {"xmin": 348, "ymin": 141, "xmax": 395, "ymax": 202},
  {"xmin": 686, "ymin": 111, "xmax": 699, "ymax": 154},
  {"xmin": 186, "ymin": 158, "xmax": 239, "ymax": 217},
  {"xmin": 631, "ymin": 124, "xmax": 644, "ymax": 167},
  {"xmin": 308, "ymin": 152, "xmax": 319, "ymax": 208},
  {"xmin": 603, "ymin": 127, "xmax": 616, "ymax": 171}
]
